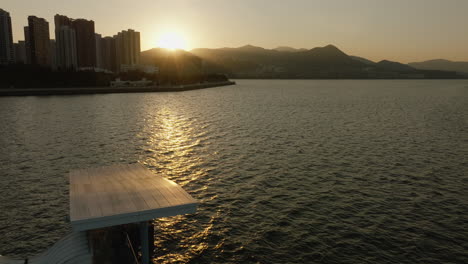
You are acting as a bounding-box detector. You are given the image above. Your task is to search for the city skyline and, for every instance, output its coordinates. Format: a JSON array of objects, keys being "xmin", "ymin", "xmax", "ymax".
[
  {"xmin": 0, "ymin": 10, "xmax": 143, "ymax": 72},
  {"xmin": 2, "ymin": 0, "xmax": 468, "ymax": 63}
]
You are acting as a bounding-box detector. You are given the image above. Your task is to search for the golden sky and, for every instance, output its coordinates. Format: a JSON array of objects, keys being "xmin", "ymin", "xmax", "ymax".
[{"xmin": 3, "ymin": 0, "xmax": 468, "ymax": 63}]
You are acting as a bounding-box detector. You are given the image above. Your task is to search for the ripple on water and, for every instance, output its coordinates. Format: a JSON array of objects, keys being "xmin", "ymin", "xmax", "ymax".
[{"xmin": 0, "ymin": 80, "xmax": 468, "ymax": 263}]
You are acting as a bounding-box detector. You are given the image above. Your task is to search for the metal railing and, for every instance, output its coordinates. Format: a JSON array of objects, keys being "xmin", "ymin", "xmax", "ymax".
[{"xmin": 125, "ymin": 231, "xmax": 140, "ymax": 264}]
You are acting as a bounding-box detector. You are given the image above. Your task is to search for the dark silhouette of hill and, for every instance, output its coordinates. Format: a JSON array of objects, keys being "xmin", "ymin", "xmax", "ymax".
[
  {"xmin": 140, "ymin": 48, "xmax": 202, "ymax": 72},
  {"xmin": 273, "ymin": 46, "xmax": 308, "ymax": 52},
  {"xmin": 137, "ymin": 45, "xmax": 465, "ymax": 79},
  {"xmin": 376, "ymin": 60, "xmax": 416, "ymax": 72},
  {"xmin": 191, "ymin": 44, "xmax": 371, "ymax": 78},
  {"xmin": 408, "ymin": 59, "xmax": 468, "ymax": 74},
  {"xmin": 139, "ymin": 48, "xmax": 229, "ymax": 84},
  {"xmin": 190, "ymin": 44, "xmax": 465, "ymax": 78},
  {"xmin": 295, "ymin": 45, "xmax": 350, "ymax": 62},
  {"xmin": 235, "ymin": 44, "xmax": 268, "ymax": 52},
  {"xmin": 140, "ymin": 48, "xmax": 203, "ymax": 83},
  {"xmin": 293, "ymin": 45, "xmax": 361, "ymax": 66},
  {"xmin": 350, "ymin": 56, "xmax": 375, "ymax": 65}
]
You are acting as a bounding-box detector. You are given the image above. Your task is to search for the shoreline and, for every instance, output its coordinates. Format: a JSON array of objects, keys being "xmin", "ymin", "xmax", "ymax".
[{"xmin": 0, "ymin": 81, "xmax": 236, "ymax": 97}]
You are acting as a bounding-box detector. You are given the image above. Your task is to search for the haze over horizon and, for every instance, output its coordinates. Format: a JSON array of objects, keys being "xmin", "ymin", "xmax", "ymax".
[{"xmin": 3, "ymin": 0, "xmax": 468, "ymax": 63}]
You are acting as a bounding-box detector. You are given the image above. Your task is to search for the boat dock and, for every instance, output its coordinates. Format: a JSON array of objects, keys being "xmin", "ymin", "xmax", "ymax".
[{"xmin": 0, "ymin": 163, "xmax": 198, "ymax": 264}]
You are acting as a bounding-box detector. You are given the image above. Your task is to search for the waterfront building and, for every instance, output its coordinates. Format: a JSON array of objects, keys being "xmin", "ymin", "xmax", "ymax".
[
  {"xmin": 73, "ymin": 19, "xmax": 96, "ymax": 68},
  {"xmin": 55, "ymin": 25, "xmax": 77, "ymax": 69},
  {"xmin": 55, "ymin": 15, "xmax": 96, "ymax": 69},
  {"xmin": 25, "ymin": 16, "xmax": 50, "ymax": 66},
  {"xmin": 49, "ymin": 39, "xmax": 57, "ymax": 69},
  {"xmin": 110, "ymin": 78, "xmax": 153, "ymax": 87},
  {"xmin": 0, "ymin": 9, "xmax": 14, "ymax": 64},
  {"xmin": 120, "ymin": 64, "xmax": 159, "ymax": 74},
  {"xmin": 114, "ymin": 29, "xmax": 140, "ymax": 72},
  {"xmin": 141, "ymin": 65, "xmax": 159, "ymax": 74},
  {"xmin": 14, "ymin": 41, "xmax": 27, "ymax": 63},
  {"xmin": 54, "ymin": 15, "xmax": 77, "ymax": 69},
  {"xmin": 101, "ymin": 36, "xmax": 117, "ymax": 72},
  {"xmin": 23, "ymin": 26, "xmax": 30, "ymax": 64},
  {"xmin": 95, "ymin": 33, "xmax": 104, "ymax": 69}
]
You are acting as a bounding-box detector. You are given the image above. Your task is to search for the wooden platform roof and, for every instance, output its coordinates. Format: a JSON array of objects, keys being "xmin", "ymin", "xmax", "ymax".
[{"xmin": 69, "ymin": 164, "xmax": 198, "ymax": 231}]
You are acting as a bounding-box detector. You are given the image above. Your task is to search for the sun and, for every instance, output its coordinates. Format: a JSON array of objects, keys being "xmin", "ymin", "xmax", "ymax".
[{"xmin": 157, "ymin": 31, "xmax": 188, "ymax": 51}]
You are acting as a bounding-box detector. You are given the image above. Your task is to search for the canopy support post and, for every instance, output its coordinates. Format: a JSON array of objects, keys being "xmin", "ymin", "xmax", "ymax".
[{"xmin": 139, "ymin": 221, "xmax": 149, "ymax": 264}]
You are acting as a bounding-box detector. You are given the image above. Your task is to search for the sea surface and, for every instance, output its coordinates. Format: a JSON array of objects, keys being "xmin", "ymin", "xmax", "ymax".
[{"xmin": 0, "ymin": 80, "xmax": 467, "ymax": 263}]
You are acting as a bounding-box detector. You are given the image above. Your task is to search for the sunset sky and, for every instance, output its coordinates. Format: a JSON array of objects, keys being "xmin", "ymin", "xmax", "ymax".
[{"xmin": 3, "ymin": 0, "xmax": 468, "ymax": 63}]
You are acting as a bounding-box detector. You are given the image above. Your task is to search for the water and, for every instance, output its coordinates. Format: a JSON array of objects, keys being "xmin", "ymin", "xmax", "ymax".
[{"xmin": 0, "ymin": 80, "xmax": 467, "ymax": 263}]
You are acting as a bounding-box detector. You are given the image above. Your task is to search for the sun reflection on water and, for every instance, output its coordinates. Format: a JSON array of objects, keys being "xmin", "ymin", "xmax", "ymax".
[
  {"xmin": 152, "ymin": 212, "xmax": 221, "ymax": 264},
  {"xmin": 137, "ymin": 106, "xmax": 217, "ymax": 263},
  {"xmin": 140, "ymin": 107, "xmax": 201, "ymax": 183}
]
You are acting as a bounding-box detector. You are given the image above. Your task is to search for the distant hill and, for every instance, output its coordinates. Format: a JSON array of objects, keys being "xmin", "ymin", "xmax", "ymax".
[
  {"xmin": 376, "ymin": 60, "xmax": 416, "ymax": 72},
  {"xmin": 273, "ymin": 46, "xmax": 308, "ymax": 52},
  {"xmin": 230, "ymin": 44, "xmax": 267, "ymax": 52},
  {"xmin": 302, "ymin": 45, "xmax": 356, "ymax": 63},
  {"xmin": 139, "ymin": 45, "xmax": 464, "ymax": 79},
  {"xmin": 140, "ymin": 48, "xmax": 202, "ymax": 75},
  {"xmin": 140, "ymin": 48, "xmax": 201, "ymax": 67},
  {"xmin": 351, "ymin": 56, "xmax": 417, "ymax": 73},
  {"xmin": 408, "ymin": 59, "xmax": 468, "ymax": 74},
  {"xmin": 191, "ymin": 44, "xmax": 368, "ymax": 78},
  {"xmin": 350, "ymin": 56, "xmax": 375, "ymax": 65},
  {"xmin": 140, "ymin": 48, "xmax": 204, "ymax": 83}
]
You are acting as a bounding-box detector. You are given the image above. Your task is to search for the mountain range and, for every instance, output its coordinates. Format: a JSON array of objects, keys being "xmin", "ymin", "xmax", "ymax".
[
  {"xmin": 273, "ymin": 46, "xmax": 308, "ymax": 52},
  {"xmin": 351, "ymin": 56, "xmax": 468, "ymax": 76},
  {"xmin": 140, "ymin": 45, "xmax": 467, "ymax": 79},
  {"xmin": 408, "ymin": 59, "xmax": 468, "ymax": 75}
]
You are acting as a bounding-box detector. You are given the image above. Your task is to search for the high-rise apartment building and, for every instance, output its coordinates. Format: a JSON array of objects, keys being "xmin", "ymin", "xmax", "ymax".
[
  {"xmin": 114, "ymin": 29, "xmax": 140, "ymax": 71},
  {"xmin": 55, "ymin": 25, "xmax": 77, "ymax": 69},
  {"xmin": 73, "ymin": 19, "xmax": 96, "ymax": 68},
  {"xmin": 25, "ymin": 16, "xmax": 50, "ymax": 66},
  {"xmin": 0, "ymin": 9, "xmax": 14, "ymax": 64},
  {"xmin": 55, "ymin": 14, "xmax": 77, "ymax": 69},
  {"xmin": 101, "ymin": 36, "xmax": 117, "ymax": 72},
  {"xmin": 49, "ymin": 39, "xmax": 56, "ymax": 69},
  {"xmin": 24, "ymin": 26, "xmax": 30, "ymax": 64},
  {"xmin": 55, "ymin": 15, "xmax": 96, "ymax": 70},
  {"xmin": 14, "ymin": 41, "xmax": 27, "ymax": 63},
  {"xmin": 95, "ymin": 33, "xmax": 103, "ymax": 69}
]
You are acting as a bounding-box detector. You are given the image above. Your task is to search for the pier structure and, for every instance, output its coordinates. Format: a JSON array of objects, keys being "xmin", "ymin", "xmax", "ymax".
[{"xmin": 0, "ymin": 164, "xmax": 198, "ymax": 264}]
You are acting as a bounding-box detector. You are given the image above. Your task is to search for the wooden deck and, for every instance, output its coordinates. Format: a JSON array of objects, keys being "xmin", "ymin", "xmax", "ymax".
[{"xmin": 69, "ymin": 164, "xmax": 198, "ymax": 231}]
